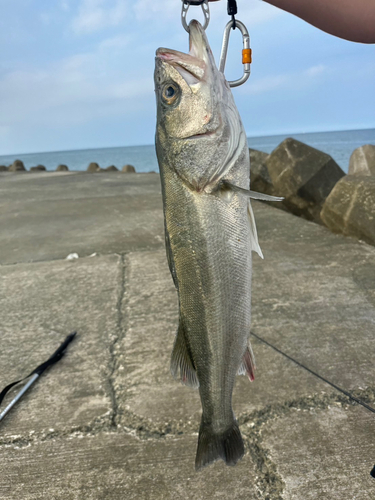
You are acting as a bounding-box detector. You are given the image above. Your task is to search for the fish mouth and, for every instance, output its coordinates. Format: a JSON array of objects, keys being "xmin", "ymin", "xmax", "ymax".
[
  {"xmin": 182, "ymin": 117, "xmax": 222, "ymax": 140},
  {"xmin": 156, "ymin": 20, "xmax": 213, "ymax": 84},
  {"xmin": 184, "ymin": 131, "xmax": 216, "ymax": 140}
]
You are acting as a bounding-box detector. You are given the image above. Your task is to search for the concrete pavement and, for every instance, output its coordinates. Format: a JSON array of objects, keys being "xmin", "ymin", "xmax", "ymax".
[
  {"xmin": 1, "ymin": 172, "xmax": 374, "ymax": 499},
  {"xmin": 0, "ymin": 172, "xmax": 164, "ymax": 265}
]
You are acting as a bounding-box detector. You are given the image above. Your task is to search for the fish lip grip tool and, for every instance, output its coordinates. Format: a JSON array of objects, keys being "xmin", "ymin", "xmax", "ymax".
[
  {"xmin": 181, "ymin": 0, "xmax": 210, "ymax": 32},
  {"xmin": 180, "ymin": 0, "xmax": 251, "ymax": 88}
]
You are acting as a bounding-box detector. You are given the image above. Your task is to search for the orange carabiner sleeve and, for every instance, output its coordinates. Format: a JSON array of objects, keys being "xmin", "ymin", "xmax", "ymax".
[{"xmin": 242, "ymin": 48, "xmax": 252, "ymax": 64}]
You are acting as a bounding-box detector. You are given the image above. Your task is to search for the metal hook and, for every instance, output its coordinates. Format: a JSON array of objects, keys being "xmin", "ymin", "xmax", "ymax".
[
  {"xmin": 181, "ymin": 0, "xmax": 210, "ymax": 33},
  {"xmin": 219, "ymin": 19, "xmax": 251, "ymax": 88}
]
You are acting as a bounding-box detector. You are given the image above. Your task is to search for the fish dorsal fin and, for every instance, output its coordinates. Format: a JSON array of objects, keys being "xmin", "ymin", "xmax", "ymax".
[{"xmin": 170, "ymin": 319, "xmax": 199, "ymax": 389}]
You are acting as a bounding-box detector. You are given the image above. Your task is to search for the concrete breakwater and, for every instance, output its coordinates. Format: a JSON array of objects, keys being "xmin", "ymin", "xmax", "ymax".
[
  {"xmin": 1, "ymin": 172, "xmax": 374, "ymax": 498},
  {"xmin": 2, "ymin": 139, "xmax": 374, "ymax": 246},
  {"xmin": 0, "ymin": 160, "xmax": 136, "ymax": 174},
  {"xmin": 1, "ymin": 159, "xmax": 138, "ymax": 173},
  {"xmin": 250, "ymin": 140, "xmax": 375, "ymax": 247}
]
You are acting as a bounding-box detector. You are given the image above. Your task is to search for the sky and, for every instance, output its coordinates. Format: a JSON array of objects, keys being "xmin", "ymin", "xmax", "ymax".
[{"xmin": 0, "ymin": 0, "xmax": 374, "ymax": 155}]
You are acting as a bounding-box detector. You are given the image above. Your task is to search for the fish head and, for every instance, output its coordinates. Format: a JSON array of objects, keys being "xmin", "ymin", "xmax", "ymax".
[{"xmin": 155, "ymin": 21, "xmax": 245, "ymax": 192}]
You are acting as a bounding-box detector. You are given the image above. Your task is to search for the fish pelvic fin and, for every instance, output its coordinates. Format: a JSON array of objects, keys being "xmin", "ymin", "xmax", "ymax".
[
  {"xmin": 247, "ymin": 199, "xmax": 264, "ymax": 259},
  {"xmin": 195, "ymin": 418, "xmax": 245, "ymax": 471},
  {"xmin": 165, "ymin": 229, "xmax": 178, "ymax": 288},
  {"xmin": 237, "ymin": 343, "xmax": 256, "ymax": 382},
  {"xmin": 214, "ymin": 179, "xmax": 285, "ymax": 259},
  {"xmin": 170, "ymin": 320, "xmax": 199, "ymax": 389},
  {"xmin": 212, "ymin": 180, "xmax": 266, "ymax": 259}
]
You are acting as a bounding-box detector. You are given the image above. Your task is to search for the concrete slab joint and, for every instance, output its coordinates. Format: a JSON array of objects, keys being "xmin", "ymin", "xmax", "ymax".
[{"xmin": 1, "ymin": 177, "xmax": 375, "ymax": 499}]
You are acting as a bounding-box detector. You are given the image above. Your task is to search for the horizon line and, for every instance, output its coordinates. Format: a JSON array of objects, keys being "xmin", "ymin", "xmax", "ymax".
[{"xmin": 0, "ymin": 126, "xmax": 374, "ymax": 159}]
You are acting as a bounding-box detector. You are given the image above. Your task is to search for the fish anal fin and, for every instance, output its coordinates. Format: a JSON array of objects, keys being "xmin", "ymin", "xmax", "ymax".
[
  {"xmin": 195, "ymin": 418, "xmax": 245, "ymax": 471},
  {"xmin": 237, "ymin": 343, "xmax": 256, "ymax": 382},
  {"xmin": 170, "ymin": 321, "xmax": 199, "ymax": 389}
]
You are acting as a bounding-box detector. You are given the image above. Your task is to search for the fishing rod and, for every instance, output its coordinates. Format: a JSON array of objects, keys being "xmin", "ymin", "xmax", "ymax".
[{"xmin": 0, "ymin": 332, "xmax": 77, "ymax": 422}]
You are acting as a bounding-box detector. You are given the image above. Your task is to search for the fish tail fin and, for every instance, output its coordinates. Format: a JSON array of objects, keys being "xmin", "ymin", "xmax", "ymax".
[{"xmin": 195, "ymin": 418, "xmax": 245, "ymax": 471}]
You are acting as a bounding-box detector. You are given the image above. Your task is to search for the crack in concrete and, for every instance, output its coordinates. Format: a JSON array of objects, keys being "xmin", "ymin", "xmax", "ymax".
[
  {"xmin": 108, "ymin": 388, "xmax": 375, "ymax": 500},
  {"xmin": 244, "ymin": 434, "xmax": 285, "ymax": 500},
  {"xmin": 0, "ymin": 413, "xmax": 114, "ymax": 449},
  {"xmin": 120, "ymin": 409, "xmax": 198, "ymax": 440},
  {"xmin": 1, "ymin": 385, "xmax": 374, "ymax": 500},
  {"xmin": 237, "ymin": 389, "xmax": 375, "ymax": 500},
  {"xmin": 107, "ymin": 253, "xmax": 126, "ymax": 428},
  {"xmin": 2, "ymin": 354, "xmax": 374, "ymax": 500},
  {"xmin": 0, "ymin": 407, "xmax": 194, "ymax": 450}
]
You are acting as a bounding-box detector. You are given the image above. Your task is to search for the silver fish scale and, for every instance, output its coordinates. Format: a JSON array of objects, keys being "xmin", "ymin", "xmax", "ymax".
[
  {"xmin": 155, "ymin": 20, "xmax": 257, "ymax": 468},
  {"xmin": 162, "ymin": 162, "xmax": 252, "ymax": 432}
]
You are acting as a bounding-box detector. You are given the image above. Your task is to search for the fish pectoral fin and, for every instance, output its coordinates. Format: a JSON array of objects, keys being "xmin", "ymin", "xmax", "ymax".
[
  {"xmin": 221, "ymin": 180, "xmax": 284, "ymax": 202},
  {"xmin": 237, "ymin": 343, "xmax": 256, "ymax": 382},
  {"xmin": 170, "ymin": 320, "xmax": 199, "ymax": 389},
  {"xmin": 246, "ymin": 191, "xmax": 284, "ymax": 202}
]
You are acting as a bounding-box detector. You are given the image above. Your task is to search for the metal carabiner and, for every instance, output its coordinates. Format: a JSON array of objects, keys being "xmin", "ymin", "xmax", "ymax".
[
  {"xmin": 181, "ymin": 0, "xmax": 210, "ymax": 33},
  {"xmin": 219, "ymin": 19, "xmax": 251, "ymax": 88}
]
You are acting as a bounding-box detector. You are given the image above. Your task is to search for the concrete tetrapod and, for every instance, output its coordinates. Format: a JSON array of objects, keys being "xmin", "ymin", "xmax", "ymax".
[
  {"xmin": 321, "ymin": 175, "xmax": 375, "ymax": 246},
  {"xmin": 265, "ymin": 138, "xmax": 345, "ymax": 223},
  {"xmin": 348, "ymin": 144, "xmax": 375, "ymax": 176}
]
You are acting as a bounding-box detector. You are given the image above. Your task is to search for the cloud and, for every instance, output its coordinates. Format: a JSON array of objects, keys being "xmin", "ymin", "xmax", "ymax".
[
  {"xmin": 241, "ymin": 64, "xmax": 328, "ymax": 95},
  {"xmin": 71, "ymin": 0, "xmax": 128, "ymax": 34},
  {"xmin": 237, "ymin": 0, "xmax": 286, "ymax": 26},
  {"xmin": 98, "ymin": 33, "xmax": 131, "ymax": 51},
  {"xmin": 244, "ymin": 74, "xmax": 289, "ymax": 94},
  {"xmin": 134, "ymin": 0, "xmax": 180, "ymax": 22},
  {"xmin": 40, "ymin": 12, "xmax": 52, "ymax": 25},
  {"xmin": 133, "ymin": 0, "xmax": 284, "ymax": 26},
  {"xmin": 61, "ymin": 0, "xmax": 70, "ymax": 11},
  {"xmin": 304, "ymin": 64, "xmax": 326, "ymax": 77},
  {"xmin": 0, "ymin": 37, "xmax": 152, "ymax": 129}
]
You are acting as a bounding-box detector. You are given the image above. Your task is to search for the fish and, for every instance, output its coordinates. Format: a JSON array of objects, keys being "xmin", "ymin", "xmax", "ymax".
[{"xmin": 154, "ymin": 20, "xmax": 280, "ymax": 471}]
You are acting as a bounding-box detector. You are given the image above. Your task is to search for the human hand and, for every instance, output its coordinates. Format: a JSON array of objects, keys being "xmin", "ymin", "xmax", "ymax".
[{"xmin": 205, "ymin": 0, "xmax": 375, "ymax": 43}]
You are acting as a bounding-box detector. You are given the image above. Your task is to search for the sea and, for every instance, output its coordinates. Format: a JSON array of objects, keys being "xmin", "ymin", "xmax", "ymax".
[{"xmin": 1, "ymin": 128, "xmax": 374, "ymax": 174}]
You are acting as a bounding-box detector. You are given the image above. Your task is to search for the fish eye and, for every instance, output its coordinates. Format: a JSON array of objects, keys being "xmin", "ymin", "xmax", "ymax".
[
  {"xmin": 165, "ymin": 86, "xmax": 175, "ymax": 98},
  {"xmin": 161, "ymin": 83, "xmax": 180, "ymax": 105}
]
